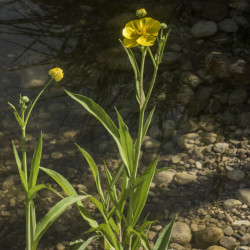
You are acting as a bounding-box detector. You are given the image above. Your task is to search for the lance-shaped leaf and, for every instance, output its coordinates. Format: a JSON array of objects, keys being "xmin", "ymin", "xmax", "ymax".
[
  {"xmin": 76, "ymin": 144, "xmax": 105, "ymax": 204},
  {"xmin": 69, "ymin": 236, "xmax": 99, "ymax": 250},
  {"xmin": 40, "ymin": 167, "xmax": 98, "ymax": 228},
  {"xmin": 65, "ymin": 90, "xmax": 131, "ymax": 177},
  {"xmin": 12, "ymin": 141, "xmax": 28, "ymax": 192},
  {"xmin": 115, "ymin": 108, "xmax": 134, "ymax": 175},
  {"xmin": 33, "ymin": 195, "xmax": 87, "ymax": 249},
  {"xmin": 131, "ymin": 156, "xmax": 159, "ymax": 227},
  {"xmin": 153, "ymin": 214, "xmax": 176, "ymax": 250},
  {"xmin": 29, "ymin": 132, "xmax": 43, "ymax": 188}
]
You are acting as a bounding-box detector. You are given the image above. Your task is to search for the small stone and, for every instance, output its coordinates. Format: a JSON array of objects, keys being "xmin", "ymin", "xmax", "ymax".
[
  {"xmin": 177, "ymin": 133, "xmax": 200, "ymax": 149},
  {"xmin": 143, "ymin": 136, "xmax": 161, "ymax": 149},
  {"xmin": 174, "ymin": 172, "xmax": 197, "ymax": 185},
  {"xmin": 195, "ymin": 161, "xmax": 202, "ymax": 169},
  {"xmin": 2, "ymin": 175, "xmax": 14, "ymax": 189},
  {"xmin": 63, "ymin": 130, "xmax": 78, "ymax": 139},
  {"xmin": 237, "ymin": 112, "xmax": 250, "ymax": 128},
  {"xmin": 207, "ymin": 246, "xmax": 227, "ymax": 250},
  {"xmin": 162, "ymin": 52, "xmax": 182, "ymax": 64},
  {"xmin": 223, "ymin": 225, "xmax": 234, "ymax": 236},
  {"xmin": 202, "ymin": 0, "xmax": 229, "ymax": 21},
  {"xmin": 227, "ymin": 170, "xmax": 245, "ymax": 182},
  {"xmin": 172, "ymin": 154, "xmax": 182, "ymax": 163},
  {"xmin": 171, "ymin": 222, "xmax": 192, "ymax": 245},
  {"xmin": 223, "ymin": 199, "xmax": 242, "ymax": 210},
  {"xmin": 154, "ymin": 169, "xmax": 176, "ymax": 186},
  {"xmin": 195, "ymin": 226, "xmax": 224, "ymax": 248},
  {"xmin": 218, "ymin": 18, "xmax": 239, "ymax": 33},
  {"xmin": 191, "ymin": 20, "xmax": 217, "ymax": 38},
  {"xmin": 51, "ymin": 151, "xmax": 63, "ymax": 159},
  {"xmin": 228, "ymin": 89, "xmax": 248, "ymax": 105},
  {"xmin": 56, "ymin": 243, "xmax": 65, "ymax": 250},
  {"xmin": 214, "ymin": 143, "xmax": 229, "ymax": 153},
  {"xmin": 202, "ymin": 132, "xmax": 217, "ymax": 144},
  {"xmin": 219, "ymin": 236, "xmax": 238, "ymax": 250},
  {"xmin": 169, "ymin": 243, "xmax": 186, "ymax": 250},
  {"xmin": 232, "ymin": 220, "xmax": 250, "ymax": 227},
  {"xmin": 147, "ymin": 231, "xmax": 157, "ymax": 241},
  {"xmin": 179, "ymin": 71, "xmax": 202, "ymax": 88},
  {"xmin": 236, "ymin": 188, "xmax": 250, "ymax": 206},
  {"xmin": 176, "ymin": 85, "xmax": 194, "ymax": 104}
]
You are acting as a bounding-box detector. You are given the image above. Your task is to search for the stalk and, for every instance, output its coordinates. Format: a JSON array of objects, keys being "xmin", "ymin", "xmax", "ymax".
[{"xmin": 26, "ymin": 199, "xmax": 32, "ymax": 250}]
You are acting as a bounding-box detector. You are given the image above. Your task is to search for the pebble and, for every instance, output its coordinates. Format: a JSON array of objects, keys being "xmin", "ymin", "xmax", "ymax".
[
  {"xmin": 51, "ymin": 151, "xmax": 63, "ymax": 159},
  {"xmin": 223, "ymin": 199, "xmax": 242, "ymax": 210},
  {"xmin": 174, "ymin": 172, "xmax": 197, "ymax": 185},
  {"xmin": 171, "ymin": 222, "xmax": 192, "ymax": 245},
  {"xmin": 219, "ymin": 236, "xmax": 239, "ymax": 250},
  {"xmin": 207, "ymin": 246, "xmax": 227, "ymax": 250},
  {"xmin": 236, "ymin": 188, "xmax": 250, "ymax": 206},
  {"xmin": 176, "ymin": 85, "xmax": 194, "ymax": 104},
  {"xmin": 218, "ymin": 18, "xmax": 239, "ymax": 33},
  {"xmin": 154, "ymin": 169, "xmax": 176, "ymax": 186},
  {"xmin": 232, "ymin": 220, "xmax": 250, "ymax": 227},
  {"xmin": 223, "ymin": 225, "xmax": 234, "ymax": 236},
  {"xmin": 191, "ymin": 20, "xmax": 217, "ymax": 38},
  {"xmin": 227, "ymin": 170, "xmax": 245, "ymax": 182},
  {"xmin": 179, "ymin": 71, "xmax": 202, "ymax": 88},
  {"xmin": 228, "ymin": 89, "xmax": 248, "ymax": 105},
  {"xmin": 214, "ymin": 143, "xmax": 229, "ymax": 153}
]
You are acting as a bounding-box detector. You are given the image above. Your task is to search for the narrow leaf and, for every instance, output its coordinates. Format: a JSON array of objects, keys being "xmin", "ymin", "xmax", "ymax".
[
  {"xmin": 153, "ymin": 214, "xmax": 176, "ymax": 250},
  {"xmin": 40, "ymin": 167, "xmax": 98, "ymax": 228},
  {"xmin": 76, "ymin": 144, "xmax": 105, "ymax": 204},
  {"xmin": 12, "ymin": 141, "xmax": 28, "ymax": 192},
  {"xmin": 33, "ymin": 195, "xmax": 87, "ymax": 248},
  {"xmin": 69, "ymin": 236, "xmax": 99, "ymax": 250},
  {"xmin": 65, "ymin": 90, "xmax": 130, "ymax": 177},
  {"xmin": 29, "ymin": 132, "xmax": 42, "ymax": 188},
  {"xmin": 115, "ymin": 109, "xmax": 134, "ymax": 175},
  {"xmin": 142, "ymin": 106, "xmax": 155, "ymax": 140},
  {"xmin": 131, "ymin": 156, "xmax": 159, "ymax": 227}
]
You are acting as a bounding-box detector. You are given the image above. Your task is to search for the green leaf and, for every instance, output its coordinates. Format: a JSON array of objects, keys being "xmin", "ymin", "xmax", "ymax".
[
  {"xmin": 33, "ymin": 195, "xmax": 87, "ymax": 248},
  {"xmin": 40, "ymin": 167, "xmax": 98, "ymax": 228},
  {"xmin": 76, "ymin": 144, "xmax": 105, "ymax": 204},
  {"xmin": 142, "ymin": 106, "xmax": 155, "ymax": 141},
  {"xmin": 65, "ymin": 90, "xmax": 131, "ymax": 177},
  {"xmin": 97, "ymin": 224, "xmax": 119, "ymax": 250},
  {"xmin": 115, "ymin": 109, "xmax": 134, "ymax": 175},
  {"xmin": 28, "ymin": 132, "xmax": 42, "ymax": 188},
  {"xmin": 69, "ymin": 236, "xmax": 99, "ymax": 250},
  {"xmin": 30, "ymin": 200, "xmax": 36, "ymax": 241},
  {"xmin": 131, "ymin": 156, "xmax": 159, "ymax": 227},
  {"xmin": 8, "ymin": 102, "xmax": 23, "ymax": 126},
  {"xmin": 153, "ymin": 214, "xmax": 176, "ymax": 250},
  {"xmin": 127, "ymin": 226, "xmax": 150, "ymax": 250},
  {"xmin": 12, "ymin": 141, "xmax": 28, "ymax": 192}
]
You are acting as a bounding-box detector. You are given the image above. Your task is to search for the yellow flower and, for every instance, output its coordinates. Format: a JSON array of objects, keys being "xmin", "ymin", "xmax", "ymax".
[
  {"xmin": 136, "ymin": 8, "xmax": 147, "ymax": 18},
  {"xmin": 122, "ymin": 17, "xmax": 161, "ymax": 48},
  {"xmin": 49, "ymin": 67, "xmax": 64, "ymax": 82}
]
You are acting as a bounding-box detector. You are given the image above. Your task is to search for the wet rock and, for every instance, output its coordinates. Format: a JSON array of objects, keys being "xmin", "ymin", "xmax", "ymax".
[
  {"xmin": 169, "ymin": 243, "xmax": 186, "ymax": 250},
  {"xmin": 223, "ymin": 225, "xmax": 234, "ymax": 236},
  {"xmin": 207, "ymin": 246, "xmax": 227, "ymax": 250},
  {"xmin": 154, "ymin": 169, "xmax": 176, "ymax": 186},
  {"xmin": 223, "ymin": 199, "xmax": 242, "ymax": 210},
  {"xmin": 176, "ymin": 85, "xmax": 194, "ymax": 104},
  {"xmin": 202, "ymin": 0, "xmax": 229, "ymax": 21},
  {"xmin": 179, "ymin": 71, "xmax": 202, "ymax": 88},
  {"xmin": 237, "ymin": 112, "xmax": 250, "ymax": 127},
  {"xmin": 174, "ymin": 172, "xmax": 197, "ymax": 185},
  {"xmin": 162, "ymin": 52, "xmax": 182, "ymax": 64},
  {"xmin": 219, "ymin": 236, "xmax": 239, "ymax": 250},
  {"xmin": 171, "ymin": 222, "xmax": 192, "ymax": 245},
  {"xmin": 218, "ymin": 18, "xmax": 239, "ymax": 33},
  {"xmin": 201, "ymin": 132, "xmax": 217, "ymax": 144},
  {"xmin": 105, "ymin": 12, "xmax": 134, "ymax": 30},
  {"xmin": 227, "ymin": 169, "xmax": 245, "ymax": 181},
  {"xmin": 195, "ymin": 226, "xmax": 224, "ymax": 248},
  {"xmin": 188, "ymin": 86, "xmax": 214, "ymax": 115},
  {"xmin": 177, "ymin": 133, "xmax": 200, "ymax": 149},
  {"xmin": 214, "ymin": 143, "xmax": 229, "ymax": 153},
  {"xmin": 236, "ymin": 188, "xmax": 250, "ymax": 206},
  {"xmin": 162, "ymin": 120, "xmax": 176, "ymax": 137},
  {"xmin": 229, "ymin": 0, "xmax": 250, "ymax": 13},
  {"xmin": 191, "ymin": 20, "xmax": 217, "ymax": 38},
  {"xmin": 205, "ymin": 52, "xmax": 230, "ymax": 80},
  {"xmin": 228, "ymin": 88, "xmax": 248, "ymax": 105},
  {"xmin": 143, "ymin": 136, "xmax": 161, "ymax": 150}
]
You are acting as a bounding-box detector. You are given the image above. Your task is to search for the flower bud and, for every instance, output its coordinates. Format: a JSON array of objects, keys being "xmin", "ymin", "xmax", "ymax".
[
  {"xmin": 136, "ymin": 8, "xmax": 147, "ymax": 18},
  {"xmin": 22, "ymin": 96, "xmax": 29, "ymax": 103},
  {"xmin": 49, "ymin": 67, "xmax": 64, "ymax": 82},
  {"xmin": 161, "ymin": 23, "xmax": 168, "ymax": 29}
]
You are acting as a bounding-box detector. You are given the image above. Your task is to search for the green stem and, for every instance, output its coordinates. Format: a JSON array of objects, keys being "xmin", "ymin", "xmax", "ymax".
[
  {"xmin": 21, "ymin": 112, "xmax": 27, "ymax": 181},
  {"xmin": 139, "ymin": 48, "xmax": 147, "ymax": 110},
  {"xmin": 26, "ymin": 199, "xmax": 32, "ymax": 250},
  {"xmin": 25, "ymin": 78, "xmax": 53, "ymax": 126}
]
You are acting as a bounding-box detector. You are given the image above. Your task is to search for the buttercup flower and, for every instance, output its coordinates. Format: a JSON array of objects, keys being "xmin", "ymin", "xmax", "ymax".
[
  {"xmin": 122, "ymin": 17, "xmax": 161, "ymax": 48},
  {"xmin": 136, "ymin": 8, "xmax": 147, "ymax": 18},
  {"xmin": 49, "ymin": 67, "xmax": 64, "ymax": 82}
]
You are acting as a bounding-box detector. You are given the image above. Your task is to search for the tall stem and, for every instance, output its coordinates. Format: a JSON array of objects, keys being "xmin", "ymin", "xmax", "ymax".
[
  {"xmin": 139, "ymin": 48, "xmax": 147, "ymax": 110},
  {"xmin": 26, "ymin": 199, "xmax": 32, "ymax": 250}
]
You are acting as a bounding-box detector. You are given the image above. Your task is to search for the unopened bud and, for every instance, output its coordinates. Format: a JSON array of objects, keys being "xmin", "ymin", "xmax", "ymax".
[
  {"xmin": 136, "ymin": 8, "xmax": 147, "ymax": 18},
  {"xmin": 22, "ymin": 96, "xmax": 29, "ymax": 103},
  {"xmin": 161, "ymin": 23, "xmax": 168, "ymax": 29}
]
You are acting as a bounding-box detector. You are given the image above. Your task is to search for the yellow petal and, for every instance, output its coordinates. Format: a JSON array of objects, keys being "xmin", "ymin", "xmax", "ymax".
[
  {"xmin": 125, "ymin": 19, "xmax": 142, "ymax": 33},
  {"xmin": 141, "ymin": 17, "xmax": 161, "ymax": 36},
  {"xmin": 136, "ymin": 35, "xmax": 156, "ymax": 46},
  {"xmin": 123, "ymin": 27, "xmax": 138, "ymax": 39},
  {"xmin": 124, "ymin": 38, "xmax": 139, "ymax": 48}
]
